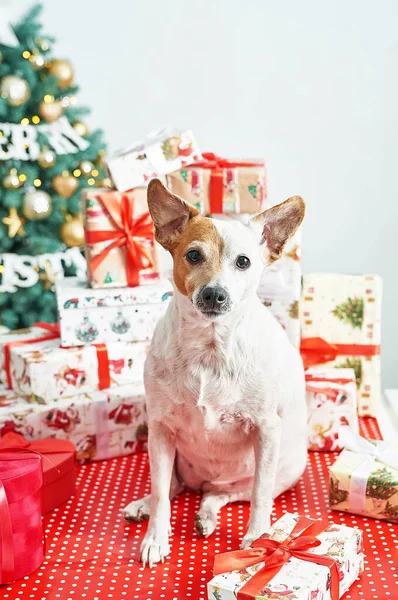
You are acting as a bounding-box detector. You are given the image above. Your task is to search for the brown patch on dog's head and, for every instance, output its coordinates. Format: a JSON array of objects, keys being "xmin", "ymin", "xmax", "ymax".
[
  {"xmin": 147, "ymin": 179, "xmax": 224, "ymax": 297},
  {"xmin": 251, "ymin": 195, "xmax": 305, "ymax": 262}
]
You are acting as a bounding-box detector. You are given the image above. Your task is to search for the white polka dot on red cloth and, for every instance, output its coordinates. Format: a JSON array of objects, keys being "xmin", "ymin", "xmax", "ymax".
[{"xmin": 4, "ymin": 418, "xmax": 397, "ymax": 599}]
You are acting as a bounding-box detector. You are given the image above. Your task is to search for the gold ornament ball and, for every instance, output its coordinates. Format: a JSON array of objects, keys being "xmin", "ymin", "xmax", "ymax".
[
  {"xmin": 72, "ymin": 121, "xmax": 89, "ymax": 137},
  {"xmin": 22, "ymin": 190, "xmax": 52, "ymax": 220},
  {"xmin": 53, "ymin": 173, "xmax": 78, "ymax": 198},
  {"xmin": 0, "ymin": 75, "xmax": 31, "ymax": 106},
  {"xmin": 3, "ymin": 172, "xmax": 22, "ymax": 189},
  {"xmin": 49, "ymin": 59, "xmax": 74, "ymax": 89},
  {"xmin": 38, "ymin": 148, "xmax": 56, "ymax": 169},
  {"xmin": 60, "ymin": 214, "xmax": 84, "ymax": 247},
  {"xmin": 79, "ymin": 160, "xmax": 94, "ymax": 175},
  {"xmin": 38, "ymin": 100, "xmax": 63, "ymax": 123}
]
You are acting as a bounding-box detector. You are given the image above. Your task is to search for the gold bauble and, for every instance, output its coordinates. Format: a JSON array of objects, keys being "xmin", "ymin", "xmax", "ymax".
[
  {"xmin": 79, "ymin": 160, "xmax": 94, "ymax": 175},
  {"xmin": 38, "ymin": 100, "xmax": 63, "ymax": 123},
  {"xmin": 52, "ymin": 173, "xmax": 78, "ymax": 198},
  {"xmin": 3, "ymin": 172, "xmax": 22, "ymax": 189},
  {"xmin": 72, "ymin": 121, "xmax": 89, "ymax": 137},
  {"xmin": 0, "ymin": 75, "xmax": 30, "ymax": 107},
  {"xmin": 38, "ymin": 148, "xmax": 56, "ymax": 169},
  {"xmin": 60, "ymin": 214, "xmax": 84, "ymax": 247},
  {"xmin": 22, "ymin": 190, "xmax": 52, "ymax": 220},
  {"xmin": 29, "ymin": 52, "xmax": 45, "ymax": 70},
  {"xmin": 48, "ymin": 59, "xmax": 74, "ymax": 89}
]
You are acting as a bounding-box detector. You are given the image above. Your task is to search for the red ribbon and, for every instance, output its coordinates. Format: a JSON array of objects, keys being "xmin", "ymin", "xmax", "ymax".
[
  {"xmin": 3, "ymin": 322, "xmax": 60, "ymax": 389},
  {"xmin": 85, "ymin": 190, "xmax": 154, "ymax": 287},
  {"xmin": 213, "ymin": 516, "xmax": 339, "ymax": 600},
  {"xmin": 0, "ymin": 477, "xmax": 14, "ymax": 582},
  {"xmin": 300, "ymin": 337, "xmax": 380, "ymax": 371},
  {"xmin": 188, "ymin": 152, "xmax": 265, "ymax": 213},
  {"xmin": 94, "ymin": 343, "xmax": 111, "ymax": 390}
]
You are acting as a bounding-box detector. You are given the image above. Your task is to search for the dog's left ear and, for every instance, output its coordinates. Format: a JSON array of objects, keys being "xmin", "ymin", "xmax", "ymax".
[
  {"xmin": 147, "ymin": 179, "xmax": 199, "ymax": 249},
  {"xmin": 250, "ymin": 196, "xmax": 305, "ymax": 262}
]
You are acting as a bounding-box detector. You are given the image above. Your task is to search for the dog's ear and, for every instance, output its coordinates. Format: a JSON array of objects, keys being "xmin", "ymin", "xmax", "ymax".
[
  {"xmin": 250, "ymin": 196, "xmax": 305, "ymax": 262},
  {"xmin": 147, "ymin": 179, "xmax": 199, "ymax": 249}
]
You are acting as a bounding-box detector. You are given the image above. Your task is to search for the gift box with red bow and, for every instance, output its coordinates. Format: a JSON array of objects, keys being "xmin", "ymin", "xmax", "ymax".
[
  {"xmin": 207, "ymin": 512, "xmax": 363, "ymax": 600},
  {"xmin": 83, "ymin": 187, "xmax": 161, "ymax": 289},
  {"xmin": 166, "ymin": 152, "xmax": 267, "ymax": 215},
  {"xmin": 300, "ymin": 274, "xmax": 382, "ymax": 417},
  {"xmin": 306, "ymin": 367, "xmax": 359, "ymax": 451},
  {"xmin": 0, "ymin": 446, "xmax": 44, "ymax": 583},
  {"xmin": 0, "ymin": 383, "xmax": 147, "ymax": 463}
]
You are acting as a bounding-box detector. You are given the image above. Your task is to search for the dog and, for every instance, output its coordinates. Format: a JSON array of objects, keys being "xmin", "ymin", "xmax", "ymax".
[{"xmin": 123, "ymin": 179, "xmax": 307, "ymax": 567}]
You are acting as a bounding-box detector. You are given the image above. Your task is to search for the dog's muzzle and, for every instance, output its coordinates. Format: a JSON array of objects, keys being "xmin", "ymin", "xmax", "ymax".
[{"xmin": 196, "ymin": 286, "xmax": 231, "ymax": 317}]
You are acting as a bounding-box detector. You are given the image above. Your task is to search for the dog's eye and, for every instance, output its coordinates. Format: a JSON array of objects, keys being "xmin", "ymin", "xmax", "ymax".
[
  {"xmin": 186, "ymin": 250, "xmax": 202, "ymax": 264},
  {"xmin": 236, "ymin": 255, "xmax": 251, "ymax": 270}
]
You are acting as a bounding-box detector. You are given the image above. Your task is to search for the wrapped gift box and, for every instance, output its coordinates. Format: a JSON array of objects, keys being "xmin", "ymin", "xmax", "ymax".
[
  {"xmin": 167, "ymin": 152, "xmax": 267, "ymax": 215},
  {"xmin": 56, "ymin": 277, "xmax": 173, "ymax": 346},
  {"xmin": 83, "ymin": 187, "xmax": 160, "ymax": 289},
  {"xmin": 300, "ymin": 274, "xmax": 382, "ymax": 417},
  {"xmin": 105, "ymin": 127, "xmax": 201, "ymax": 191},
  {"xmin": 0, "ymin": 448, "xmax": 44, "ymax": 583},
  {"xmin": 208, "ymin": 512, "xmax": 363, "ymax": 600},
  {"xmin": 0, "ymin": 383, "xmax": 147, "ymax": 463},
  {"xmin": 329, "ymin": 428, "xmax": 398, "ymax": 523},
  {"xmin": 2, "ymin": 331, "xmax": 148, "ymax": 403},
  {"xmin": 306, "ymin": 367, "xmax": 359, "ymax": 451}
]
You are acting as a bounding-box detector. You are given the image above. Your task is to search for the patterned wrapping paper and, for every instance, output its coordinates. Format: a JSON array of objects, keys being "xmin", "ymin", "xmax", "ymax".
[
  {"xmin": 167, "ymin": 153, "xmax": 267, "ymax": 215},
  {"xmin": 4, "ymin": 334, "xmax": 148, "ymax": 404},
  {"xmin": 207, "ymin": 512, "xmax": 363, "ymax": 600},
  {"xmin": 329, "ymin": 437, "xmax": 398, "ymax": 524},
  {"xmin": 83, "ymin": 187, "xmax": 160, "ymax": 289},
  {"xmin": 300, "ymin": 274, "xmax": 382, "ymax": 417},
  {"xmin": 56, "ymin": 277, "xmax": 173, "ymax": 346},
  {"xmin": 306, "ymin": 368, "xmax": 359, "ymax": 452},
  {"xmin": 0, "ymin": 383, "xmax": 147, "ymax": 463},
  {"xmin": 105, "ymin": 127, "xmax": 201, "ymax": 191}
]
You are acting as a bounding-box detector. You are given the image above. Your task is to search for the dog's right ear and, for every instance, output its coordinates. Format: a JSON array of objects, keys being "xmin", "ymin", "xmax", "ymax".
[{"xmin": 147, "ymin": 179, "xmax": 199, "ymax": 249}]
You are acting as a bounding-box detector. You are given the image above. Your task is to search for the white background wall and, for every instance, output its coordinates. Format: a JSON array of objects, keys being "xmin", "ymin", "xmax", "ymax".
[{"xmin": 9, "ymin": 0, "xmax": 398, "ymax": 387}]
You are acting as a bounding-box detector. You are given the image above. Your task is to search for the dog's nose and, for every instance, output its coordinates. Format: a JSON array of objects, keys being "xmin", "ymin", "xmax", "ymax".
[{"xmin": 201, "ymin": 286, "xmax": 228, "ymax": 310}]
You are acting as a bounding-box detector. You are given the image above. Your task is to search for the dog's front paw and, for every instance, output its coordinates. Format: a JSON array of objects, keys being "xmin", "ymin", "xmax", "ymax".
[
  {"xmin": 123, "ymin": 495, "xmax": 150, "ymax": 523},
  {"xmin": 140, "ymin": 529, "xmax": 170, "ymax": 567},
  {"xmin": 240, "ymin": 522, "xmax": 270, "ymax": 549}
]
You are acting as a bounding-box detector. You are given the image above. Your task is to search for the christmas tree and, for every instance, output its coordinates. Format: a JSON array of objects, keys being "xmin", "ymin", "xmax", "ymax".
[
  {"xmin": 331, "ymin": 297, "xmax": 364, "ymax": 329},
  {"xmin": 329, "ymin": 475, "xmax": 349, "ymax": 506},
  {"xmin": 366, "ymin": 467, "xmax": 398, "ymax": 500},
  {"xmin": 0, "ymin": 4, "xmax": 109, "ymax": 328}
]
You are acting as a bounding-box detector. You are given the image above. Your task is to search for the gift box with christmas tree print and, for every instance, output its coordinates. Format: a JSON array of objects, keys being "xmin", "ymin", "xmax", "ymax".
[
  {"xmin": 306, "ymin": 368, "xmax": 359, "ymax": 451},
  {"xmin": 329, "ymin": 428, "xmax": 398, "ymax": 523},
  {"xmin": 167, "ymin": 152, "xmax": 267, "ymax": 215},
  {"xmin": 56, "ymin": 277, "xmax": 173, "ymax": 346},
  {"xmin": 83, "ymin": 187, "xmax": 160, "ymax": 289},
  {"xmin": 0, "ymin": 383, "xmax": 147, "ymax": 462},
  {"xmin": 300, "ymin": 274, "xmax": 382, "ymax": 417},
  {"xmin": 105, "ymin": 127, "xmax": 201, "ymax": 191}
]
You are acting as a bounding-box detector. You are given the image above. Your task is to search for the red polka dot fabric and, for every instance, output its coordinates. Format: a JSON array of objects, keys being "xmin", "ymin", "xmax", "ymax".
[{"xmin": 2, "ymin": 418, "xmax": 398, "ymax": 600}]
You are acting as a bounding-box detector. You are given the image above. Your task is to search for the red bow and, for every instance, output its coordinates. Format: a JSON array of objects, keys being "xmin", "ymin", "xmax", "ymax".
[
  {"xmin": 213, "ymin": 516, "xmax": 340, "ymax": 600},
  {"xmin": 300, "ymin": 337, "xmax": 380, "ymax": 371},
  {"xmin": 85, "ymin": 190, "xmax": 154, "ymax": 287}
]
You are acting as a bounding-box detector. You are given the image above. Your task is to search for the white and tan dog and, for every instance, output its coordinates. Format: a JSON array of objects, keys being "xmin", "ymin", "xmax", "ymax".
[{"xmin": 124, "ymin": 179, "xmax": 307, "ymax": 566}]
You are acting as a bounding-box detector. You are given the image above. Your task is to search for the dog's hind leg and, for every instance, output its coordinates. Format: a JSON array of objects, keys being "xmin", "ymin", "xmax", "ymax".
[
  {"xmin": 195, "ymin": 490, "xmax": 250, "ymax": 538},
  {"xmin": 123, "ymin": 466, "xmax": 183, "ymax": 523}
]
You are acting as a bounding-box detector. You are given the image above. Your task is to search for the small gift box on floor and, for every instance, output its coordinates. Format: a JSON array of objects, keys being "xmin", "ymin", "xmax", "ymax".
[
  {"xmin": 300, "ymin": 273, "xmax": 382, "ymax": 417},
  {"xmin": 208, "ymin": 512, "xmax": 363, "ymax": 600},
  {"xmin": 0, "ymin": 447, "xmax": 44, "ymax": 583},
  {"xmin": 106, "ymin": 127, "xmax": 201, "ymax": 191},
  {"xmin": 329, "ymin": 426, "xmax": 398, "ymax": 523},
  {"xmin": 0, "ymin": 431, "xmax": 75, "ymax": 514},
  {"xmin": 306, "ymin": 367, "xmax": 359, "ymax": 451},
  {"xmin": 83, "ymin": 187, "xmax": 160, "ymax": 289},
  {"xmin": 167, "ymin": 152, "xmax": 267, "ymax": 215},
  {"xmin": 56, "ymin": 277, "xmax": 173, "ymax": 346},
  {"xmin": 0, "ymin": 383, "xmax": 147, "ymax": 462}
]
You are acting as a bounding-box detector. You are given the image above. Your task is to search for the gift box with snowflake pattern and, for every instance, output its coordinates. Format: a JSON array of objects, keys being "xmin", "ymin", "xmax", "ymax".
[
  {"xmin": 56, "ymin": 277, "xmax": 173, "ymax": 347},
  {"xmin": 300, "ymin": 274, "xmax": 382, "ymax": 417},
  {"xmin": 207, "ymin": 512, "xmax": 363, "ymax": 600},
  {"xmin": 0, "ymin": 383, "xmax": 147, "ymax": 462},
  {"xmin": 306, "ymin": 367, "xmax": 359, "ymax": 451}
]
